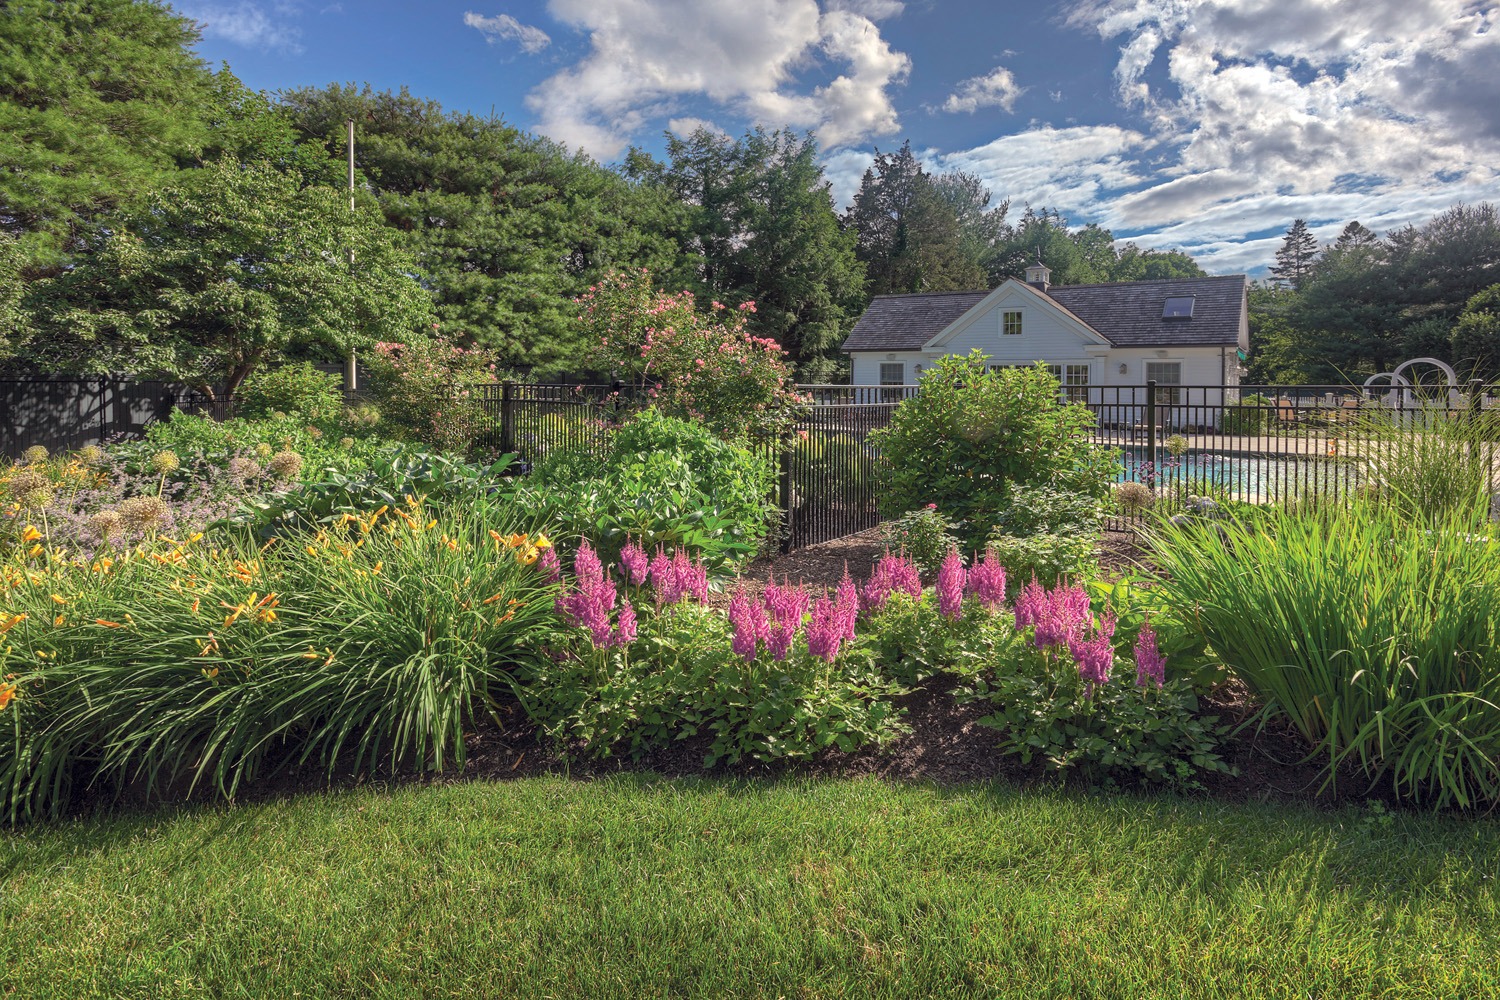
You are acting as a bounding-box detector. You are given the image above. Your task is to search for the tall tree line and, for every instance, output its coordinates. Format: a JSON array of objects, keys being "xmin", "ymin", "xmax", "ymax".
[
  {"xmin": 1251, "ymin": 208, "xmax": 1500, "ymax": 382},
  {"xmin": 1, "ymin": 0, "xmax": 1217, "ymax": 387}
]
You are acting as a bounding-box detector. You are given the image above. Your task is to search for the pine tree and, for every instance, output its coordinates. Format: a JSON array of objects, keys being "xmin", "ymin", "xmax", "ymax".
[
  {"xmin": 1271, "ymin": 219, "xmax": 1320, "ymax": 290},
  {"xmin": 1333, "ymin": 220, "xmax": 1378, "ymax": 250}
]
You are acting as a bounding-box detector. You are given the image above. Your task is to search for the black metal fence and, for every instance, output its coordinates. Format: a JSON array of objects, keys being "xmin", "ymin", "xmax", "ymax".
[
  {"xmin": 0, "ymin": 377, "xmax": 227, "ymax": 459},
  {"xmin": 8, "ymin": 373, "xmax": 1494, "ymax": 548},
  {"xmin": 781, "ymin": 400, "xmax": 900, "ymax": 550},
  {"xmin": 1091, "ymin": 381, "xmax": 1499, "ymax": 528}
]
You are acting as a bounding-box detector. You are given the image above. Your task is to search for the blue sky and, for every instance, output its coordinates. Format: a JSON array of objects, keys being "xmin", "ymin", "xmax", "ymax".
[{"xmin": 173, "ymin": 0, "xmax": 1500, "ymax": 275}]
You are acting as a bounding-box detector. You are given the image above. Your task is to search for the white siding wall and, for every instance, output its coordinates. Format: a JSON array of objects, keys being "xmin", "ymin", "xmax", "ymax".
[{"xmin": 849, "ymin": 352, "xmax": 926, "ymax": 386}]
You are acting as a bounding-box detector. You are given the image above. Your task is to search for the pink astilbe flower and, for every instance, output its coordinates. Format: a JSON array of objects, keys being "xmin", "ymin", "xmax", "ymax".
[
  {"xmin": 1012, "ymin": 578, "xmax": 1047, "ymax": 630},
  {"xmin": 647, "ymin": 547, "xmax": 673, "ymax": 596},
  {"xmin": 647, "ymin": 547, "xmax": 709, "ymax": 605},
  {"xmin": 671, "ymin": 549, "xmax": 709, "ymax": 603},
  {"xmin": 834, "ymin": 567, "xmax": 859, "ymax": 641},
  {"xmin": 538, "ymin": 545, "xmax": 562, "ymax": 584},
  {"xmin": 1070, "ymin": 624, "xmax": 1116, "ymax": 697},
  {"xmin": 1134, "ymin": 619, "xmax": 1166, "ymax": 689},
  {"xmin": 612, "ymin": 598, "xmax": 638, "ymax": 648},
  {"xmin": 861, "ymin": 552, "xmax": 923, "ymax": 612},
  {"xmin": 556, "ymin": 540, "xmax": 620, "ymax": 648},
  {"xmin": 1031, "ymin": 584, "xmax": 1093, "ymax": 651},
  {"xmin": 806, "ymin": 592, "xmax": 846, "ymax": 662},
  {"xmin": 936, "ymin": 549, "xmax": 966, "ymax": 620},
  {"xmin": 966, "ymin": 549, "xmax": 1007, "ymax": 610},
  {"xmin": 762, "ymin": 578, "xmax": 809, "ymax": 661},
  {"xmin": 728, "ymin": 584, "xmax": 767, "ymax": 661},
  {"xmin": 618, "ymin": 539, "xmax": 649, "ymax": 586}
]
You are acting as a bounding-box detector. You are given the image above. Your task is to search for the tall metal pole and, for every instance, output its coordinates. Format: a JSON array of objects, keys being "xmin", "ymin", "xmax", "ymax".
[{"xmin": 344, "ymin": 119, "xmax": 358, "ymax": 395}]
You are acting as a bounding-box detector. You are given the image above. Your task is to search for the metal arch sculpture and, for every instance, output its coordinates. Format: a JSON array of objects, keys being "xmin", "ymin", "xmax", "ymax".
[{"xmin": 1363, "ymin": 357, "xmax": 1463, "ymax": 410}]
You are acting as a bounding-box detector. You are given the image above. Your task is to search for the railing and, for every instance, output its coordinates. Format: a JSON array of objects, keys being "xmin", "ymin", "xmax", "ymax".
[{"xmin": 1088, "ymin": 381, "xmax": 1499, "ymax": 527}]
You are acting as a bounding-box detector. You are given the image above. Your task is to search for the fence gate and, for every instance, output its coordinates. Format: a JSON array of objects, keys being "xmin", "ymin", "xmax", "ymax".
[{"xmin": 780, "ymin": 398, "xmax": 902, "ymax": 551}]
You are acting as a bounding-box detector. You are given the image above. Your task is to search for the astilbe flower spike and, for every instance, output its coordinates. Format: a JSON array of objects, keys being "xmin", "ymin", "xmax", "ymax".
[
  {"xmin": 834, "ymin": 567, "xmax": 859, "ymax": 641},
  {"xmin": 618, "ymin": 539, "xmax": 649, "ymax": 586},
  {"xmin": 1069, "ymin": 612, "xmax": 1117, "ymax": 696},
  {"xmin": 538, "ymin": 545, "xmax": 562, "ymax": 583},
  {"xmin": 936, "ymin": 549, "xmax": 966, "ymax": 620},
  {"xmin": 966, "ymin": 549, "xmax": 1007, "ymax": 610},
  {"xmin": 728, "ymin": 584, "xmax": 767, "ymax": 661},
  {"xmin": 805, "ymin": 591, "xmax": 846, "ymax": 662},
  {"xmin": 861, "ymin": 552, "xmax": 922, "ymax": 612},
  {"xmin": 613, "ymin": 598, "xmax": 638, "ymax": 648},
  {"xmin": 1134, "ymin": 619, "xmax": 1166, "ymax": 689},
  {"xmin": 762, "ymin": 578, "xmax": 809, "ymax": 661},
  {"xmin": 556, "ymin": 540, "xmax": 621, "ymax": 648}
]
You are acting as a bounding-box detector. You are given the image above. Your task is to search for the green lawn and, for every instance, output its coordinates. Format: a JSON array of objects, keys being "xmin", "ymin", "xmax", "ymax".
[{"xmin": 3, "ymin": 775, "xmax": 1497, "ymax": 999}]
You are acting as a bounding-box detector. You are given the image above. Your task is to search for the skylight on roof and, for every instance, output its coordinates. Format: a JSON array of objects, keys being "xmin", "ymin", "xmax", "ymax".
[{"xmin": 1162, "ymin": 296, "xmax": 1196, "ymax": 319}]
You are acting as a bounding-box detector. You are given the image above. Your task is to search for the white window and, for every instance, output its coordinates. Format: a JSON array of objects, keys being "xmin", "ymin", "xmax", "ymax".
[
  {"xmin": 1146, "ymin": 361, "xmax": 1182, "ymax": 405},
  {"xmin": 1049, "ymin": 364, "xmax": 1090, "ymax": 403},
  {"xmin": 879, "ymin": 362, "xmax": 905, "ymax": 385},
  {"xmin": 989, "ymin": 362, "xmax": 1089, "ymax": 402},
  {"xmin": 1002, "ymin": 310, "xmax": 1023, "ymax": 335}
]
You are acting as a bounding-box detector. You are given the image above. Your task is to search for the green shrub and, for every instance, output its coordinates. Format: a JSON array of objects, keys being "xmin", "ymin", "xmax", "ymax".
[
  {"xmin": 0, "ymin": 498, "xmax": 557, "ymax": 822},
  {"xmin": 992, "ymin": 482, "xmax": 1104, "ymax": 537},
  {"xmin": 1150, "ymin": 499, "xmax": 1500, "ymax": 808},
  {"xmin": 856, "ymin": 591, "xmax": 1023, "ymax": 686},
  {"xmin": 228, "ymin": 446, "xmax": 518, "ymax": 536},
  {"xmin": 880, "ymin": 506, "xmax": 960, "ymax": 574},
  {"xmin": 237, "ymin": 362, "xmax": 344, "ymax": 421},
  {"xmin": 533, "ymin": 602, "xmax": 907, "ymax": 767},
  {"xmin": 985, "ymin": 531, "xmax": 1097, "ymax": 590},
  {"xmin": 360, "ymin": 335, "xmax": 499, "ymax": 453},
  {"xmin": 523, "ymin": 409, "xmax": 776, "ymax": 571},
  {"xmin": 870, "ymin": 353, "xmax": 1116, "ymax": 544},
  {"xmin": 1221, "ymin": 394, "xmax": 1274, "ymax": 434},
  {"xmin": 977, "ymin": 662, "xmax": 1233, "ymax": 791}
]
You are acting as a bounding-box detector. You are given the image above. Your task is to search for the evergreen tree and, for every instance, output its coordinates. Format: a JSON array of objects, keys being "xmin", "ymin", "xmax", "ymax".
[
  {"xmin": 1270, "ymin": 219, "xmax": 1320, "ymax": 289},
  {"xmin": 282, "ymin": 84, "xmax": 691, "ymax": 372},
  {"xmin": 1332, "ymin": 220, "xmax": 1378, "ymax": 250},
  {"xmin": 1450, "ymin": 284, "xmax": 1500, "ymax": 383},
  {"xmin": 0, "ymin": 0, "xmax": 221, "ymax": 275},
  {"xmin": 24, "ymin": 159, "xmax": 432, "ymax": 397}
]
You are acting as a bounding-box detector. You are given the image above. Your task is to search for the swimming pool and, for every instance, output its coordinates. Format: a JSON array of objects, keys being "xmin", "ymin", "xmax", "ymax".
[{"xmin": 1117, "ymin": 448, "xmax": 1360, "ymax": 500}]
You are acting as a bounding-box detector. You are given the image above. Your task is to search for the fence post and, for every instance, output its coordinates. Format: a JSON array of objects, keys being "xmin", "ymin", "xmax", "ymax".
[
  {"xmin": 499, "ymin": 381, "xmax": 516, "ymax": 456},
  {"xmin": 1145, "ymin": 380, "xmax": 1158, "ymax": 483},
  {"xmin": 97, "ymin": 375, "xmax": 109, "ymax": 447},
  {"xmin": 778, "ymin": 434, "xmax": 793, "ymax": 554}
]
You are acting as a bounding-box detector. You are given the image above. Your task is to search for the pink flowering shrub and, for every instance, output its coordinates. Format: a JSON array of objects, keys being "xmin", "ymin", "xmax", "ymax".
[
  {"xmin": 361, "ymin": 333, "xmax": 500, "ymax": 453},
  {"xmin": 575, "ymin": 269, "xmax": 804, "ymax": 440},
  {"xmin": 980, "ymin": 578, "xmax": 1232, "ymax": 789}
]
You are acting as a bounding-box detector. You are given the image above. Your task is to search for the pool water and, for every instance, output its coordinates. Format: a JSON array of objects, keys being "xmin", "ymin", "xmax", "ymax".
[{"xmin": 1118, "ymin": 449, "xmax": 1359, "ymax": 500}]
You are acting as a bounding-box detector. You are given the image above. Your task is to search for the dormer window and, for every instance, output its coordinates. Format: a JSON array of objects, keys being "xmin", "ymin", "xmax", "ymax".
[
  {"xmin": 1163, "ymin": 296, "xmax": 1195, "ymax": 319},
  {"xmin": 1002, "ymin": 310, "xmax": 1022, "ymax": 335}
]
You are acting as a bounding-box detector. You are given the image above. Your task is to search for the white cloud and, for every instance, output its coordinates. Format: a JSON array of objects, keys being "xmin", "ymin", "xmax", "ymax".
[
  {"xmin": 933, "ymin": 125, "xmax": 1152, "ymax": 220},
  {"xmin": 463, "ymin": 12, "xmax": 552, "ymax": 54},
  {"xmin": 667, "ymin": 116, "xmax": 726, "ymax": 136},
  {"xmin": 178, "ymin": 2, "xmax": 302, "ymax": 52},
  {"xmin": 936, "ymin": 66, "xmax": 1026, "ymax": 114},
  {"xmin": 526, "ymin": 0, "xmax": 909, "ymax": 158},
  {"xmin": 995, "ymin": 0, "xmax": 1500, "ymax": 271},
  {"xmin": 825, "ymin": 0, "xmax": 904, "ymax": 18}
]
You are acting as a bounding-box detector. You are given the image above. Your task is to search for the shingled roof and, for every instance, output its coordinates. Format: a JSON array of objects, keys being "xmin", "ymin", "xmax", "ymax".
[{"xmin": 841, "ymin": 274, "xmax": 1247, "ymax": 352}]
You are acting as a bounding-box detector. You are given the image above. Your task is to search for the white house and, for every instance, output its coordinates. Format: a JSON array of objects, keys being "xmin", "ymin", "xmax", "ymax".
[{"xmin": 842, "ymin": 264, "xmax": 1250, "ymax": 425}]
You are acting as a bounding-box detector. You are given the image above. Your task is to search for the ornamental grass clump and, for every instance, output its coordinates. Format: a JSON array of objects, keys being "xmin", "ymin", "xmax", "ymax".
[{"xmin": 1151, "ymin": 498, "xmax": 1500, "ymax": 808}]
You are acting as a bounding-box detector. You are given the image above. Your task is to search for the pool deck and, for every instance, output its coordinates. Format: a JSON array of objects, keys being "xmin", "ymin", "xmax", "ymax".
[{"xmin": 1093, "ymin": 429, "xmax": 1365, "ymax": 460}]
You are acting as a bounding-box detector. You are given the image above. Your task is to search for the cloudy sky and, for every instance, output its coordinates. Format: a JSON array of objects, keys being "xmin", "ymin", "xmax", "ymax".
[{"xmin": 174, "ymin": 0, "xmax": 1500, "ymax": 275}]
